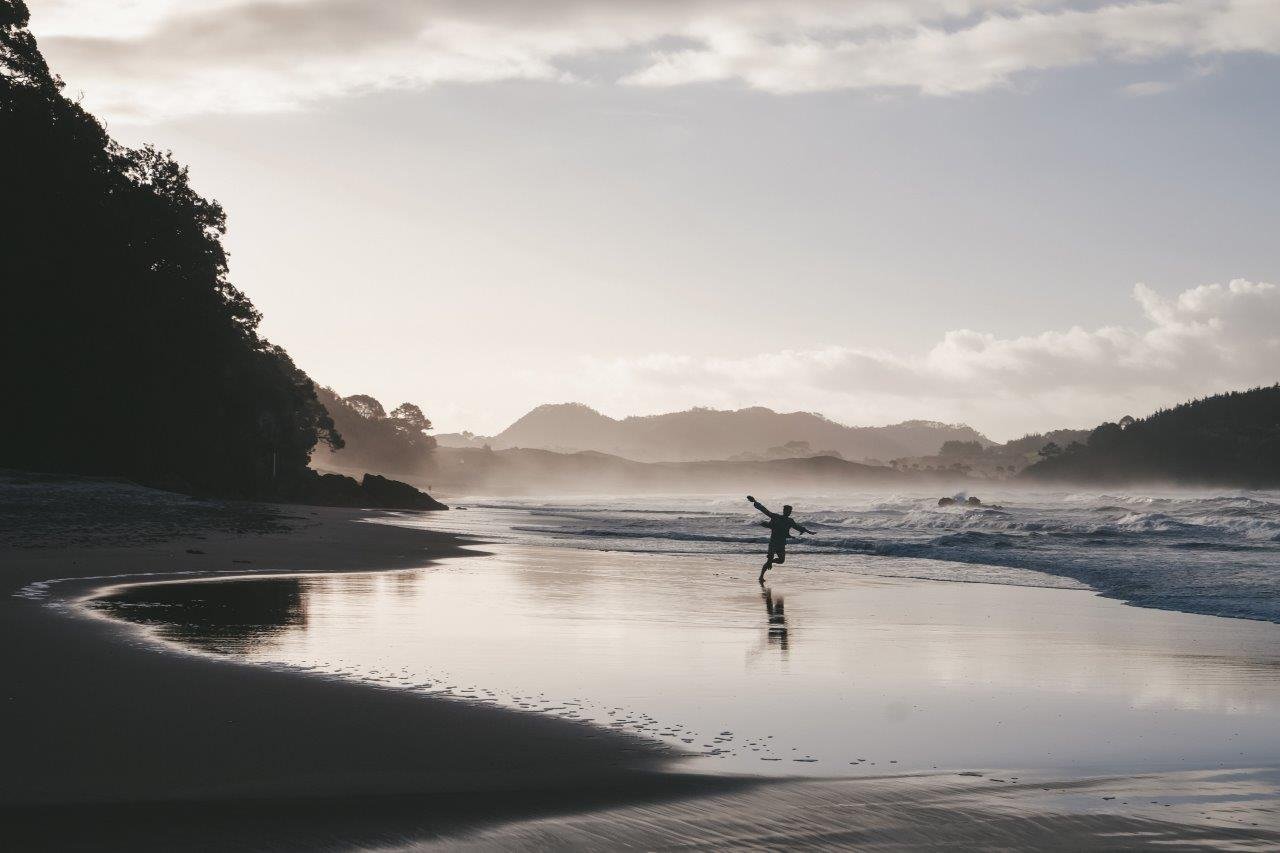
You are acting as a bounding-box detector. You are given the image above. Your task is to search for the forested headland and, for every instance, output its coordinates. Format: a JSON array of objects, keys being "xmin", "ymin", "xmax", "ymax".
[
  {"xmin": 1023, "ymin": 386, "xmax": 1280, "ymax": 487},
  {"xmin": 1, "ymin": 2, "xmax": 440, "ymax": 508}
]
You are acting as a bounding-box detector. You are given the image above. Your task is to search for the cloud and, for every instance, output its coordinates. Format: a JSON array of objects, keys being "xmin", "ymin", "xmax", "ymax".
[
  {"xmin": 1120, "ymin": 80, "xmax": 1177, "ymax": 96},
  {"xmin": 517, "ymin": 279, "xmax": 1280, "ymax": 439},
  {"xmin": 27, "ymin": 0, "xmax": 1280, "ymax": 121}
]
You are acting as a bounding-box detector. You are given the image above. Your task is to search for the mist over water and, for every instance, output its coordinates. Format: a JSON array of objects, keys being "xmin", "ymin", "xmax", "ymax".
[{"xmin": 398, "ymin": 490, "xmax": 1280, "ymax": 623}]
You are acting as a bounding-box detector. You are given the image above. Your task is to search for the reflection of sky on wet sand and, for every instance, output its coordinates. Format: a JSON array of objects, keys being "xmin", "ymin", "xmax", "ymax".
[
  {"xmin": 95, "ymin": 576, "xmax": 306, "ymax": 653},
  {"xmin": 96, "ymin": 546, "xmax": 1280, "ymax": 778}
]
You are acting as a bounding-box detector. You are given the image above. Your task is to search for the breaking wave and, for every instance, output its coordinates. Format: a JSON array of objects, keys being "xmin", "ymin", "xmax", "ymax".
[{"xmin": 405, "ymin": 490, "xmax": 1280, "ymax": 624}]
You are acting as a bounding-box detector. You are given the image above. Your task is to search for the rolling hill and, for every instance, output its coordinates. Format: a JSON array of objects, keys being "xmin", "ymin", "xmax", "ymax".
[
  {"xmin": 437, "ymin": 404, "xmax": 990, "ymax": 463},
  {"xmin": 386, "ymin": 447, "xmax": 928, "ymax": 496}
]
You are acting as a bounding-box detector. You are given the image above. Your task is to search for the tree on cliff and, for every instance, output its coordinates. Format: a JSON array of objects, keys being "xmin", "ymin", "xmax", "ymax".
[
  {"xmin": 311, "ymin": 388, "xmax": 437, "ymax": 478},
  {"xmin": 390, "ymin": 403, "xmax": 432, "ymax": 436},
  {"xmin": 1, "ymin": 1, "xmax": 340, "ymax": 494}
]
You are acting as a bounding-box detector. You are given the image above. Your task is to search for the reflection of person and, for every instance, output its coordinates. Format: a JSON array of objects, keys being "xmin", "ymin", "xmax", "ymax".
[
  {"xmin": 762, "ymin": 586, "xmax": 789, "ymax": 652},
  {"xmin": 747, "ymin": 495, "xmax": 813, "ymax": 583}
]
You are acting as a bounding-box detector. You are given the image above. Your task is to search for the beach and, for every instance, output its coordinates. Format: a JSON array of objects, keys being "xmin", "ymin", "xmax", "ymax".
[
  {"xmin": 9, "ymin": 0, "xmax": 1280, "ymax": 846},
  {"xmin": 0, "ymin": 480, "xmax": 732, "ymax": 850},
  {"xmin": 4, "ymin": 478, "xmax": 1280, "ymax": 850}
]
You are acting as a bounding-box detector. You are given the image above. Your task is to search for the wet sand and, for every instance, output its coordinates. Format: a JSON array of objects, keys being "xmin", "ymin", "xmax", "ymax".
[
  {"xmin": 1, "ymin": 501, "xmax": 735, "ymax": 851},
  {"xmin": 414, "ymin": 771, "xmax": 1280, "ymax": 850},
  {"xmin": 6, "ymin": 484, "xmax": 1280, "ymax": 849},
  {"xmin": 98, "ymin": 544, "xmax": 1280, "ymax": 778},
  {"xmin": 85, "ymin": 541, "xmax": 1280, "ymax": 848}
]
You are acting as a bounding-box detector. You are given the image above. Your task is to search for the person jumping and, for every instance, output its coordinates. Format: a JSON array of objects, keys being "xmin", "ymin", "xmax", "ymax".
[{"xmin": 747, "ymin": 495, "xmax": 813, "ymax": 583}]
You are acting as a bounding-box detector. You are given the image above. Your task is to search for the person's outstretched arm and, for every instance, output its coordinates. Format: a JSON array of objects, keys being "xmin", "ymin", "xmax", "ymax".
[
  {"xmin": 746, "ymin": 495, "xmax": 775, "ymax": 518},
  {"xmin": 795, "ymin": 522, "xmax": 813, "ymax": 535}
]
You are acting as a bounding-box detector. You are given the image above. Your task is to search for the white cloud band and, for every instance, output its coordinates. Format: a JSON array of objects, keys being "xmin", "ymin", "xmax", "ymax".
[{"xmin": 29, "ymin": 0, "xmax": 1280, "ymax": 121}]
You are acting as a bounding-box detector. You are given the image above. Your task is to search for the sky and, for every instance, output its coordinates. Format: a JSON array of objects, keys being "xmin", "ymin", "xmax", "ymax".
[{"xmin": 28, "ymin": 0, "xmax": 1280, "ymax": 440}]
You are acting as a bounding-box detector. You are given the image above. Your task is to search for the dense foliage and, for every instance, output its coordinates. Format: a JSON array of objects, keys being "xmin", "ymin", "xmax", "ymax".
[
  {"xmin": 1024, "ymin": 386, "xmax": 1280, "ymax": 487},
  {"xmin": 311, "ymin": 388, "xmax": 437, "ymax": 478},
  {"xmin": 1, "ymin": 2, "xmax": 341, "ymax": 495},
  {"xmin": 939, "ymin": 440, "xmax": 984, "ymax": 457}
]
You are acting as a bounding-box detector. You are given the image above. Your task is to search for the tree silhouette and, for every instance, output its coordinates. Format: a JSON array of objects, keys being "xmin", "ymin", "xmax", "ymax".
[
  {"xmin": 1038, "ymin": 442, "xmax": 1062, "ymax": 459},
  {"xmin": 390, "ymin": 403, "xmax": 432, "ymax": 435},
  {"xmin": 349, "ymin": 394, "xmax": 390, "ymax": 419},
  {"xmin": 1024, "ymin": 386, "xmax": 1280, "ymax": 487},
  {"xmin": 312, "ymin": 389, "xmax": 437, "ymax": 478},
  {"xmin": 2, "ymin": 1, "xmax": 340, "ymax": 496}
]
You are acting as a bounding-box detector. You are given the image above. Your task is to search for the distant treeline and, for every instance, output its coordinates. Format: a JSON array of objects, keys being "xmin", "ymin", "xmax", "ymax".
[{"xmin": 1024, "ymin": 386, "xmax": 1280, "ymax": 487}]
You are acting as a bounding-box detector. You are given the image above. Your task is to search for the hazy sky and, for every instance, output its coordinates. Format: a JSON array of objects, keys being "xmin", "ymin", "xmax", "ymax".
[{"xmin": 30, "ymin": 1, "xmax": 1280, "ymax": 439}]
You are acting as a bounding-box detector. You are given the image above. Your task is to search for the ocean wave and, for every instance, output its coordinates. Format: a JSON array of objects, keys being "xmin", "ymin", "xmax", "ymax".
[{"xmin": 427, "ymin": 490, "xmax": 1280, "ymax": 624}]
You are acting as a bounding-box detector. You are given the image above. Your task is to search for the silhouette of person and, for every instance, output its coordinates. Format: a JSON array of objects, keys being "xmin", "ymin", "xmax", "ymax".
[{"xmin": 747, "ymin": 495, "xmax": 812, "ymax": 583}]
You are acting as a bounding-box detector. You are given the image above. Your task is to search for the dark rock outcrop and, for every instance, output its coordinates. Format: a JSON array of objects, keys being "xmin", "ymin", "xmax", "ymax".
[
  {"xmin": 360, "ymin": 473, "xmax": 448, "ymax": 510},
  {"xmin": 278, "ymin": 469, "xmax": 447, "ymax": 510}
]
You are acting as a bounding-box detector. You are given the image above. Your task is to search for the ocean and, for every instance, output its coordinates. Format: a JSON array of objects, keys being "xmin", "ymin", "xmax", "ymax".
[{"xmin": 398, "ymin": 489, "xmax": 1280, "ymax": 623}]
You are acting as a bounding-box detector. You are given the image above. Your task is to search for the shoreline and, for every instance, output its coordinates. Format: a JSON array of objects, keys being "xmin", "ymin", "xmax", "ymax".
[
  {"xmin": 5, "ymin": 487, "xmax": 1280, "ymax": 850},
  {"xmin": 1, "ymin": 504, "xmax": 749, "ymax": 851}
]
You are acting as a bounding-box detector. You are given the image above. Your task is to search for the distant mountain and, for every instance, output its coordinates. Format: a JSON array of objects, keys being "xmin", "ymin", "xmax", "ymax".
[
  {"xmin": 437, "ymin": 404, "xmax": 990, "ymax": 463},
  {"xmin": 1023, "ymin": 385, "xmax": 1280, "ymax": 487},
  {"xmin": 394, "ymin": 447, "xmax": 942, "ymax": 496}
]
